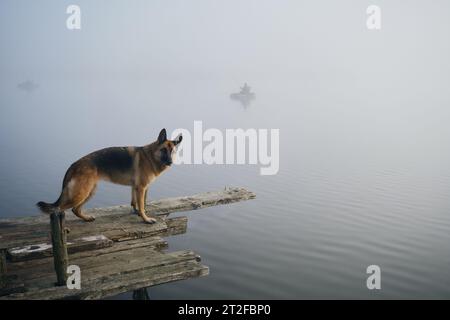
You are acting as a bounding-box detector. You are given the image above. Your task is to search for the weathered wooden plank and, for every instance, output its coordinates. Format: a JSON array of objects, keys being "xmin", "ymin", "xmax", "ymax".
[
  {"xmin": 0, "ymin": 278, "xmax": 25, "ymax": 297},
  {"xmin": 70, "ymin": 250, "xmax": 202, "ymax": 283},
  {"xmin": 0, "ymin": 187, "xmax": 255, "ymax": 226},
  {"xmin": 2, "ymin": 261, "xmax": 209, "ymax": 300},
  {"xmin": 0, "ymin": 247, "xmax": 25, "ymax": 296},
  {"xmin": 143, "ymin": 187, "xmax": 256, "ymax": 216},
  {"xmin": 0, "ymin": 231, "xmax": 51, "ymax": 250},
  {"xmin": 8, "ymin": 236, "xmax": 168, "ymax": 273},
  {"xmin": 2, "ymin": 250, "xmax": 208, "ymax": 299},
  {"xmin": 0, "ymin": 238, "xmax": 170, "ymax": 293},
  {"xmin": 0, "ymin": 187, "xmax": 254, "ymax": 251},
  {"xmin": 56, "ymin": 215, "xmax": 186, "ymax": 242},
  {"xmin": 7, "ymin": 235, "xmax": 113, "ymax": 262},
  {"xmin": 0, "ymin": 215, "xmax": 186, "ymax": 253},
  {"xmin": 15, "ymin": 249, "xmax": 200, "ymax": 285},
  {"xmin": 82, "ymin": 261, "xmax": 209, "ymax": 300}
]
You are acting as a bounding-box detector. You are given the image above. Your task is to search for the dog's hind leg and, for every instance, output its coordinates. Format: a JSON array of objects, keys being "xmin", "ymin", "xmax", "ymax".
[
  {"xmin": 72, "ymin": 184, "xmax": 97, "ymax": 222},
  {"xmin": 58, "ymin": 175, "xmax": 97, "ymax": 222}
]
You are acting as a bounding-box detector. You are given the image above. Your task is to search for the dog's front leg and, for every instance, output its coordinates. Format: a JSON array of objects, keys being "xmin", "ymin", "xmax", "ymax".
[
  {"xmin": 136, "ymin": 186, "xmax": 156, "ymax": 224},
  {"xmin": 131, "ymin": 188, "xmax": 137, "ymax": 214}
]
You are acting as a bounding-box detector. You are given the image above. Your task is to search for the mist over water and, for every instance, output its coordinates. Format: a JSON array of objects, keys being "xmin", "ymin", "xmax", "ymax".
[{"xmin": 1, "ymin": 0, "xmax": 450, "ymax": 298}]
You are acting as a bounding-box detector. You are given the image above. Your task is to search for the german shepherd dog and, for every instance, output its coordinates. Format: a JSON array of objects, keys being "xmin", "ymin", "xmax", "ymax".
[{"xmin": 37, "ymin": 129, "xmax": 182, "ymax": 224}]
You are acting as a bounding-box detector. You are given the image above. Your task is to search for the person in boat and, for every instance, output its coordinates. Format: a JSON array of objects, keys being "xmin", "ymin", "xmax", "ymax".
[{"xmin": 240, "ymin": 83, "xmax": 251, "ymax": 95}]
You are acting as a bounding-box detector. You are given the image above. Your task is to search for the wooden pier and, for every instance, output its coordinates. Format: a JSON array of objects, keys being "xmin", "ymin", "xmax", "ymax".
[{"xmin": 0, "ymin": 187, "xmax": 255, "ymax": 299}]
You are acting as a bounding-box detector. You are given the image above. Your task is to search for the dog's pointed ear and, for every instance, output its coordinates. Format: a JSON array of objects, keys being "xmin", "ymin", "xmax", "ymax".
[
  {"xmin": 173, "ymin": 133, "xmax": 183, "ymax": 146},
  {"xmin": 157, "ymin": 128, "xmax": 167, "ymax": 144}
]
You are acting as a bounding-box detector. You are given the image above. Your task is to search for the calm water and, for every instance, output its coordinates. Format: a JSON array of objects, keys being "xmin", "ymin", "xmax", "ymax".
[
  {"xmin": 1, "ymin": 0, "xmax": 450, "ymax": 299},
  {"xmin": 1, "ymin": 73, "xmax": 449, "ymax": 299}
]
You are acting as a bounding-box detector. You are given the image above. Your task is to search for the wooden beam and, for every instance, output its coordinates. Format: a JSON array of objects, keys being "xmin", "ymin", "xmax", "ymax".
[
  {"xmin": 147, "ymin": 187, "xmax": 256, "ymax": 216},
  {"xmin": 0, "ymin": 187, "xmax": 256, "ymax": 226},
  {"xmin": 8, "ymin": 237, "xmax": 168, "ymax": 279},
  {"xmin": 132, "ymin": 288, "xmax": 150, "ymax": 300},
  {"xmin": 0, "ymin": 248, "xmax": 6, "ymax": 288},
  {"xmin": 0, "ymin": 215, "xmax": 186, "ymax": 265},
  {"xmin": 7, "ymin": 235, "xmax": 113, "ymax": 262},
  {"xmin": 0, "ymin": 188, "xmax": 255, "ymax": 252},
  {"xmin": 50, "ymin": 212, "xmax": 68, "ymax": 286},
  {"xmin": 0, "ymin": 248, "xmax": 26, "ymax": 296},
  {"xmin": 2, "ymin": 250, "xmax": 209, "ymax": 300}
]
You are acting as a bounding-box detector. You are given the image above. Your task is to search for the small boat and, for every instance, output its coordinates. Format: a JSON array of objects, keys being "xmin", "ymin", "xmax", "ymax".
[
  {"xmin": 230, "ymin": 83, "xmax": 255, "ymax": 107},
  {"xmin": 17, "ymin": 80, "xmax": 39, "ymax": 93}
]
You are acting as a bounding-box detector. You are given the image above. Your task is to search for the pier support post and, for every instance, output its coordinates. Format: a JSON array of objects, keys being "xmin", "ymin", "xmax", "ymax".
[
  {"xmin": 50, "ymin": 211, "xmax": 69, "ymax": 286},
  {"xmin": 132, "ymin": 288, "xmax": 150, "ymax": 300},
  {"xmin": 0, "ymin": 247, "xmax": 6, "ymax": 288}
]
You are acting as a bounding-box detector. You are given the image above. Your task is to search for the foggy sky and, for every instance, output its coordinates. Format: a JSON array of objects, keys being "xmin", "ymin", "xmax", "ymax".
[{"xmin": 1, "ymin": 0, "xmax": 450, "ymax": 91}]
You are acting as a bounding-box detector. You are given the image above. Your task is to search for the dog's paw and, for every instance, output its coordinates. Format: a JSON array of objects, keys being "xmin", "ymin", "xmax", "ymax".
[
  {"xmin": 84, "ymin": 215, "xmax": 95, "ymax": 222},
  {"xmin": 143, "ymin": 217, "xmax": 157, "ymax": 224}
]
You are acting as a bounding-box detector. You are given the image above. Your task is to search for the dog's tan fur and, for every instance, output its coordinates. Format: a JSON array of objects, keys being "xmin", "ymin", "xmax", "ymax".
[{"xmin": 37, "ymin": 129, "xmax": 182, "ymax": 224}]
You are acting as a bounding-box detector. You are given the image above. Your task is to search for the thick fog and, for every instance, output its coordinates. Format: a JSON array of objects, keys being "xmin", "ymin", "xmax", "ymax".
[
  {"xmin": 1, "ymin": 0, "xmax": 450, "ymax": 88},
  {"xmin": 2, "ymin": 0, "xmax": 450, "ymax": 299}
]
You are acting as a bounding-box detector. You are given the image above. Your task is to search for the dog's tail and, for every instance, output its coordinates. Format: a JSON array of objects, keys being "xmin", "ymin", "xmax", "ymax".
[
  {"xmin": 37, "ymin": 189, "xmax": 64, "ymax": 215},
  {"xmin": 36, "ymin": 199, "xmax": 60, "ymax": 214},
  {"xmin": 37, "ymin": 163, "xmax": 75, "ymax": 214}
]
